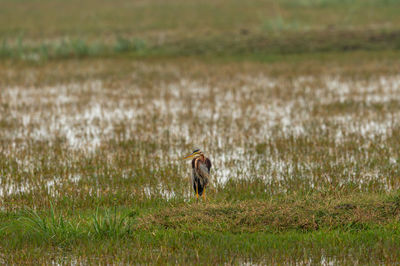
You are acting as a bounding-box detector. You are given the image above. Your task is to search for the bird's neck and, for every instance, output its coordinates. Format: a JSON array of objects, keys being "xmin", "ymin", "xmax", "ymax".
[
  {"xmin": 193, "ymin": 155, "xmax": 205, "ymax": 166},
  {"xmin": 194, "ymin": 155, "xmax": 205, "ymax": 170}
]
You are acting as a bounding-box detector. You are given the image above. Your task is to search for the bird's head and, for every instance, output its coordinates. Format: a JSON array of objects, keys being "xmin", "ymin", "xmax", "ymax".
[{"xmin": 183, "ymin": 148, "xmax": 203, "ymax": 160}]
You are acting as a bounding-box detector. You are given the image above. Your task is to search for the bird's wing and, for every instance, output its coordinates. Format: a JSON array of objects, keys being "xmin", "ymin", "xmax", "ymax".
[
  {"xmin": 197, "ymin": 161, "xmax": 210, "ymax": 179},
  {"xmin": 205, "ymin": 158, "xmax": 212, "ymax": 173}
]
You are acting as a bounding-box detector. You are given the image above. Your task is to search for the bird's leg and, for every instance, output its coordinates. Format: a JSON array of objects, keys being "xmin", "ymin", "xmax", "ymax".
[
  {"xmin": 196, "ymin": 184, "xmax": 199, "ymax": 202},
  {"xmin": 203, "ymin": 187, "xmax": 206, "ymax": 201}
]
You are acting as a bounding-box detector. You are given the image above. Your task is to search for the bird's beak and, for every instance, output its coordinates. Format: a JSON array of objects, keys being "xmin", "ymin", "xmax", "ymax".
[{"xmin": 182, "ymin": 153, "xmax": 195, "ymax": 160}]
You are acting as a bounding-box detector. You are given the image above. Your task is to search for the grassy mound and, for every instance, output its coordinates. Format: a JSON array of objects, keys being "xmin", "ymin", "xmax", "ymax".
[{"xmin": 140, "ymin": 193, "xmax": 400, "ymax": 232}]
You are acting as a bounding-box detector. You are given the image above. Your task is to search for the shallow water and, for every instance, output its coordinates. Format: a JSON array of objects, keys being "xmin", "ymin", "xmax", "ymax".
[{"xmin": 1, "ymin": 74, "xmax": 400, "ymax": 199}]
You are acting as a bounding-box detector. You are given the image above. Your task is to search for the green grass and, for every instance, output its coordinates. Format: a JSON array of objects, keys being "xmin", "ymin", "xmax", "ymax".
[
  {"xmin": 2, "ymin": 193, "xmax": 400, "ymax": 263},
  {"xmin": 2, "ymin": 29, "xmax": 400, "ymax": 61},
  {"xmin": 5, "ymin": 227, "xmax": 400, "ymax": 264}
]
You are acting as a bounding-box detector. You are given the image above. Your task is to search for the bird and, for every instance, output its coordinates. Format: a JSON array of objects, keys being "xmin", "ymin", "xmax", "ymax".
[{"xmin": 183, "ymin": 149, "xmax": 212, "ymax": 201}]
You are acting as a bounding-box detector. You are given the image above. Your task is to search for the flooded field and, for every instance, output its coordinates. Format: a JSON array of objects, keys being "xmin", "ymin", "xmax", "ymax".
[
  {"xmin": 1, "ymin": 58, "xmax": 400, "ymax": 264},
  {"xmin": 2, "ymin": 61, "xmax": 400, "ymax": 205}
]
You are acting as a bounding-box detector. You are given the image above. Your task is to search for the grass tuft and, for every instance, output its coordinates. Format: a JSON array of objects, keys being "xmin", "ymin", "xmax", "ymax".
[{"xmin": 90, "ymin": 206, "xmax": 135, "ymax": 239}]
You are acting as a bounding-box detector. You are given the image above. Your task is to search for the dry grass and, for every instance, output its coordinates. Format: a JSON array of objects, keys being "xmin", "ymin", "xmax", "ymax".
[{"xmin": 139, "ymin": 193, "xmax": 400, "ymax": 232}]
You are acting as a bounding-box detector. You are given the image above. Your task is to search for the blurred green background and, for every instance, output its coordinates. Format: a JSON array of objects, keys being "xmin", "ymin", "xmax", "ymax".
[{"xmin": 1, "ymin": 0, "xmax": 400, "ymax": 60}]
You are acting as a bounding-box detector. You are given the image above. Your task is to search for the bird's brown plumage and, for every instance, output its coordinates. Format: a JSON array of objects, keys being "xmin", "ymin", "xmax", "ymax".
[{"xmin": 191, "ymin": 154, "xmax": 211, "ymax": 196}]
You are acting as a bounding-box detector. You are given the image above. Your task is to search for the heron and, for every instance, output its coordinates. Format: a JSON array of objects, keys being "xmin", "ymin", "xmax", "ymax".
[{"xmin": 183, "ymin": 149, "xmax": 212, "ymax": 201}]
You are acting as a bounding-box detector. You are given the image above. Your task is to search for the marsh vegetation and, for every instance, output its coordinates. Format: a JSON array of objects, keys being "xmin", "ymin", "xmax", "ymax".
[{"xmin": 1, "ymin": 0, "xmax": 400, "ymax": 264}]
